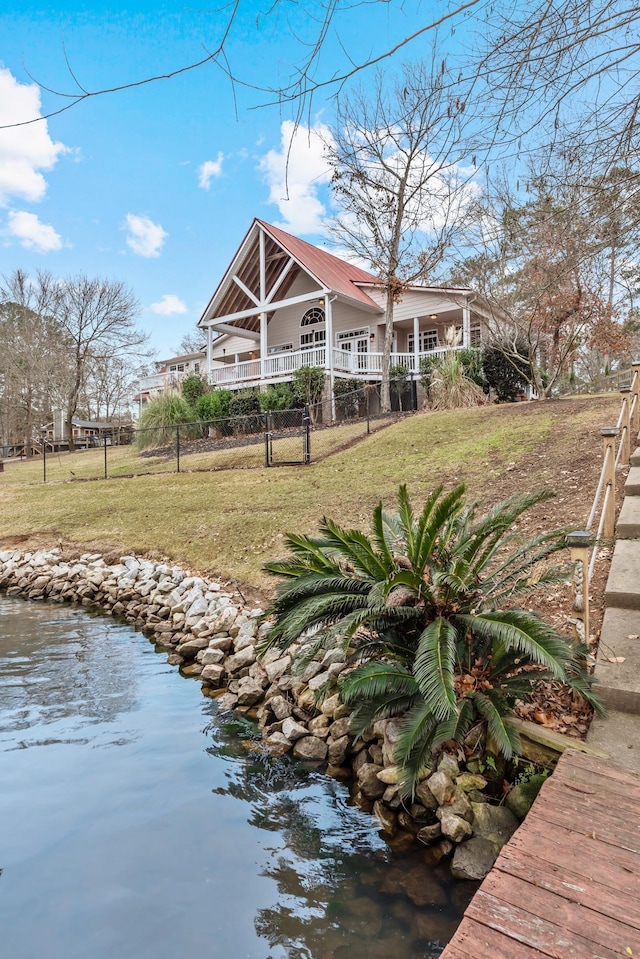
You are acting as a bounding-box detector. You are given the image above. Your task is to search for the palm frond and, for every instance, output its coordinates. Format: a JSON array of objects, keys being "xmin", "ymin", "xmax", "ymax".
[
  {"xmin": 339, "ymin": 661, "xmax": 419, "ymax": 705},
  {"xmin": 430, "ymin": 696, "xmax": 476, "ymax": 750},
  {"xmin": 394, "ymin": 702, "xmax": 440, "ymax": 798},
  {"xmin": 456, "ymin": 610, "xmax": 575, "ymax": 678},
  {"xmin": 471, "ymin": 690, "xmax": 521, "ymax": 758},
  {"xmin": 413, "ymin": 617, "xmax": 458, "ymax": 720}
]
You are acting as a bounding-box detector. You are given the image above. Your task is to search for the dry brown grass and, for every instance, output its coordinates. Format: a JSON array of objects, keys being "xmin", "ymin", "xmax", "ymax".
[{"xmin": 0, "ymin": 396, "xmax": 621, "ymax": 595}]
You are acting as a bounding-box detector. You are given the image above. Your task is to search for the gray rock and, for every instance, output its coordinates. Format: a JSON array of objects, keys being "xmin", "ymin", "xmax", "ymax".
[
  {"xmin": 357, "ymin": 763, "xmax": 386, "ymax": 800},
  {"xmin": 447, "ymin": 787, "xmax": 474, "ymax": 823},
  {"xmin": 438, "ymin": 754, "xmax": 460, "ymax": 780},
  {"xmin": 450, "ymin": 837, "xmax": 499, "ymax": 881},
  {"xmin": 471, "ymin": 802, "xmax": 519, "ymax": 847},
  {"xmin": 281, "ymin": 718, "xmax": 309, "ymax": 741},
  {"xmin": 415, "ymin": 780, "xmax": 439, "ymax": 811},
  {"xmin": 307, "ymin": 670, "xmax": 331, "ymax": 691},
  {"xmin": 265, "ymin": 656, "xmax": 291, "ymax": 683},
  {"xmin": 269, "ymin": 695, "xmax": 293, "ymax": 721},
  {"xmin": 200, "ymin": 648, "xmax": 225, "ymax": 666},
  {"xmin": 236, "ymin": 677, "xmax": 264, "ymax": 706},
  {"xmin": 439, "ymin": 811, "xmax": 473, "ymax": 843},
  {"xmin": 427, "ymin": 770, "xmax": 456, "ymax": 805},
  {"xmin": 293, "ymin": 736, "xmax": 328, "ymax": 762},
  {"xmin": 505, "ymin": 774, "xmax": 547, "ymax": 820},
  {"xmin": 225, "ymin": 645, "xmax": 256, "ymax": 673},
  {"xmin": 417, "ymin": 822, "xmax": 442, "ymax": 845},
  {"xmin": 327, "ymin": 735, "xmax": 350, "ymax": 766},
  {"xmin": 200, "ymin": 664, "xmax": 225, "ymax": 685},
  {"xmin": 372, "ymin": 800, "xmax": 397, "ymax": 835},
  {"xmin": 329, "ymin": 717, "xmax": 351, "ymax": 740}
]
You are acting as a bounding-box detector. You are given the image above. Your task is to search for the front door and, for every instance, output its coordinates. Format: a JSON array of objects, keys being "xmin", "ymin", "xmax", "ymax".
[{"xmin": 337, "ymin": 329, "xmax": 370, "ymax": 371}]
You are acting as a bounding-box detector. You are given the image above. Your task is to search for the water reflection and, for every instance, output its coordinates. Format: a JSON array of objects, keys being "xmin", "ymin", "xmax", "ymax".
[
  {"xmin": 0, "ymin": 595, "xmax": 475, "ymax": 959},
  {"xmin": 0, "ymin": 598, "xmax": 140, "ymax": 749},
  {"xmin": 206, "ymin": 714, "xmax": 477, "ymax": 959}
]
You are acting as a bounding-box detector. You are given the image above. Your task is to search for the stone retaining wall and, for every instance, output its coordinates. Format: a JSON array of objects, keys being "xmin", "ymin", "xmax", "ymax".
[{"xmin": 0, "ymin": 547, "xmax": 522, "ymax": 880}]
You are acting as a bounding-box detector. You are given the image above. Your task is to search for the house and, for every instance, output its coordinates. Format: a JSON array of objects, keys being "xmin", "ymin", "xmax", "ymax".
[
  {"xmin": 135, "ymin": 350, "xmax": 206, "ymax": 412},
  {"xmin": 198, "ymin": 219, "xmax": 490, "ymax": 397},
  {"xmin": 42, "ymin": 412, "xmax": 123, "ymax": 448}
]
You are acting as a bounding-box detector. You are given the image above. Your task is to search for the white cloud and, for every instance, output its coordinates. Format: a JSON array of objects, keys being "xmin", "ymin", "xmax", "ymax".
[
  {"xmin": 124, "ymin": 213, "xmax": 167, "ymax": 258},
  {"xmin": 7, "ymin": 210, "xmax": 62, "ymax": 252},
  {"xmin": 259, "ymin": 120, "xmax": 333, "ymax": 235},
  {"xmin": 150, "ymin": 294, "xmax": 187, "ymax": 315},
  {"xmin": 197, "ymin": 153, "xmax": 224, "ymax": 189},
  {"xmin": 0, "ymin": 66, "xmax": 68, "ymax": 207}
]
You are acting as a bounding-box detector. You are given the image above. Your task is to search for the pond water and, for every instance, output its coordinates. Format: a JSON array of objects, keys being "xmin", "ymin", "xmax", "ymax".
[{"xmin": 0, "ymin": 596, "xmax": 476, "ymax": 959}]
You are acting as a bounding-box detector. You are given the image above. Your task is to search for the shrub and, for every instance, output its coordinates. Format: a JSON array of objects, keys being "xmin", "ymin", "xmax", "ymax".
[
  {"xmin": 259, "ymin": 383, "xmax": 297, "ymax": 412},
  {"xmin": 260, "ymin": 485, "xmax": 601, "ymax": 796},
  {"xmin": 333, "ymin": 378, "xmax": 362, "ymax": 419},
  {"xmin": 229, "ymin": 389, "xmax": 263, "ymax": 434},
  {"xmin": 181, "ymin": 373, "xmax": 208, "ymax": 409},
  {"xmin": 389, "ymin": 364, "xmax": 410, "ymax": 412},
  {"xmin": 135, "ymin": 394, "xmax": 200, "ymax": 450},
  {"xmin": 292, "ymin": 366, "xmax": 325, "ymax": 406},
  {"xmin": 482, "ymin": 340, "xmax": 532, "ymax": 402},
  {"xmin": 195, "ymin": 389, "xmax": 232, "ymax": 422}
]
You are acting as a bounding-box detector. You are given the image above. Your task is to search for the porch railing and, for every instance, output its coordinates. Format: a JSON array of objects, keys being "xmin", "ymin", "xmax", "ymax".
[
  {"xmin": 137, "ymin": 370, "xmax": 190, "ymax": 393},
  {"xmin": 209, "ymin": 345, "xmax": 462, "ymax": 388}
]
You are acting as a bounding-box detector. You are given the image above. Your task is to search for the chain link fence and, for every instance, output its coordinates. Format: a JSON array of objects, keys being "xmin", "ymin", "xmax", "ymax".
[{"xmin": 0, "ymin": 379, "xmax": 416, "ymax": 484}]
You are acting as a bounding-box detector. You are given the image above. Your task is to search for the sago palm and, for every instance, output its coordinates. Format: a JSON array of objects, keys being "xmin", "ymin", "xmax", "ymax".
[{"xmin": 260, "ymin": 485, "xmax": 601, "ymax": 796}]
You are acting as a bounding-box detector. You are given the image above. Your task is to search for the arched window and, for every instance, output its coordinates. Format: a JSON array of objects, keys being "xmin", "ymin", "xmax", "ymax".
[
  {"xmin": 300, "ymin": 306, "xmax": 326, "ymax": 350},
  {"xmin": 300, "ymin": 306, "xmax": 325, "ymax": 326}
]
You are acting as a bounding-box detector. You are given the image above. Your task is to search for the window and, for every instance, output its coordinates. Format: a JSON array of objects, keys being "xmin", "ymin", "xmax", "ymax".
[
  {"xmin": 301, "ymin": 330, "xmax": 326, "ymax": 349},
  {"xmin": 169, "ymin": 363, "xmax": 185, "ymax": 373},
  {"xmin": 267, "ymin": 343, "xmax": 294, "ymax": 355},
  {"xmin": 194, "ymin": 362, "xmax": 200, "ymax": 373},
  {"xmin": 301, "ymin": 306, "xmax": 325, "ymax": 326},
  {"xmin": 408, "ymin": 330, "xmax": 438, "ymax": 352},
  {"xmin": 337, "ymin": 328, "xmax": 369, "ymax": 342},
  {"xmin": 470, "ymin": 325, "xmax": 481, "ymax": 347}
]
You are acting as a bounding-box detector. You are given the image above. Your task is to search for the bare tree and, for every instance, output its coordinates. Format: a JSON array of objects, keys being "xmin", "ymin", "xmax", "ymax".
[
  {"xmin": 0, "ymin": 270, "xmax": 70, "ymax": 453},
  {"xmin": 328, "ymin": 58, "xmax": 477, "ymax": 410},
  {"xmin": 53, "ymin": 275, "xmax": 147, "ymax": 449},
  {"xmin": 450, "ymin": 161, "xmax": 634, "ymax": 395}
]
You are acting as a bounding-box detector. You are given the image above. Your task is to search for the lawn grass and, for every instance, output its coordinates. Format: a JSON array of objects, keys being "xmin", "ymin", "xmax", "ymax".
[{"xmin": 0, "ymin": 397, "xmax": 620, "ymax": 591}]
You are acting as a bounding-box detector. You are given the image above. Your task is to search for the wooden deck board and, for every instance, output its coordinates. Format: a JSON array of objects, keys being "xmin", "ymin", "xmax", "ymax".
[{"xmin": 441, "ymin": 750, "xmax": 640, "ymax": 958}]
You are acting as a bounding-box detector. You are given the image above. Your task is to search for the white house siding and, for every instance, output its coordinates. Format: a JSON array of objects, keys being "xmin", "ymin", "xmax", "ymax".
[{"xmin": 210, "ymin": 334, "xmax": 256, "ymax": 361}]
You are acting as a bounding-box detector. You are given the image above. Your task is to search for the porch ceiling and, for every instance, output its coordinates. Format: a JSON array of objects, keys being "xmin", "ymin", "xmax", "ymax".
[{"xmin": 211, "ymin": 232, "xmax": 301, "ymax": 333}]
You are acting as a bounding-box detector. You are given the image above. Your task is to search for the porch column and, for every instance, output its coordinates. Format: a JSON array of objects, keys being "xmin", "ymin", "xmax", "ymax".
[
  {"xmin": 259, "ymin": 312, "xmax": 268, "ymax": 379},
  {"xmin": 413, "ymin": 316, "xmax": 420, "ymax": 373},
  {"xmin": 206, "ymin": 326, "xmax": 213, "ymax": 382},
  {"xmin": 462, "ymin": 301, "xmax": 471, "ymax": 349},
  {"xmin": 325, "ymin": 293, "xmax": 335, "ymax": 422}
]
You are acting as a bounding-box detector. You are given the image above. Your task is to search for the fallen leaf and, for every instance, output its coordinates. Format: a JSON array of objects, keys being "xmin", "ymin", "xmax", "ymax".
[{"xmin": 606, "ymin": 656, "xmax": 626, "ymax": 663}]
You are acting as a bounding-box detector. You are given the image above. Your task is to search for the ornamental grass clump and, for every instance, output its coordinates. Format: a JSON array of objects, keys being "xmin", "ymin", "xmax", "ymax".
[
  {"xmin": 260, "ymin": 485, "xmax": 602, "ymax": 796},
  {"xmin": 135, "ymin": 393, "xmax": 201, "ymax": 450}
]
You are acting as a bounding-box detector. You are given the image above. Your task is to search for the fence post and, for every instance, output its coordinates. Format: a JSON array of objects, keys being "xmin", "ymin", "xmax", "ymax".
[
  {"xmin": 176, "ymin": 425, "xmax": 180, "ymax": 474},
  {"xmin": 632, "ymin": 362, "xmax": 640, "ymax": 435},
  {"xmin": 264, "ymin": 412, "xmax": 270, "ymax": 468},
  {"xmin": 304, "ymin": 405, "xmax": 311, "ymax": 464},
  {"xmin": 103, "ymin": 433, "xmax": 108, "ymax": 480},
  {"xmin": 43, "ymin": 441, "xmax": 46, "ymax": 484},
  {"xmin": 601, "ymin": 425, "xmax": 618, "ymax": 539},
  {"xmin": 566, "ymin": 530, "xmax": 591, "ymax": 649},
  {"xmin": 620, "ymin": 388, "xmax": 631, "ymax": 466}
]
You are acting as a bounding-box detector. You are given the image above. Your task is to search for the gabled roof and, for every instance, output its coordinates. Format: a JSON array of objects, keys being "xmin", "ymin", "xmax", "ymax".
[
  {"xmin": 257, "ymin": 221, "xmax": 382, "ymax": 310},
  {"xmin": 200, "ymin": 219, "xmax": 383, "ymax": 331}
]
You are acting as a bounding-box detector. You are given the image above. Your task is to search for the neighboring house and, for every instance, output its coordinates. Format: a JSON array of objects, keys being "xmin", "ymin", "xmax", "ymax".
[
  {"xmin": 43, "ymin": 412, "xmax": 118, "ymax": 447},
  {"xmin": 135, "ymin": 350, "xmax": 206, "ymax": 412},
  {"xmin": 197, "ymin": 219, "xmax": 491, "ymax": 394}
]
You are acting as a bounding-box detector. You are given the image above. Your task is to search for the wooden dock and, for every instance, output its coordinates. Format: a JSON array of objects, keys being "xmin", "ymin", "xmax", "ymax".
[{"xmin": 442, "ymin": 749, "xmax": 640, "ymax": 959}]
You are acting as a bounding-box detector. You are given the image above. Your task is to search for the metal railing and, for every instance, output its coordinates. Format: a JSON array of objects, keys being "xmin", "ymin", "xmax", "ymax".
[{"xmin": 568, "ymin": 363, "xmax": 640, "ymax": 645}]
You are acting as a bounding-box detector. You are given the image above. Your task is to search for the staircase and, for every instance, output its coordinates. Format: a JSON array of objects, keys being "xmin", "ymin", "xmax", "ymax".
[{"xmin": 588, "ymin": 446, "xmax": 640, "ymax": 768}]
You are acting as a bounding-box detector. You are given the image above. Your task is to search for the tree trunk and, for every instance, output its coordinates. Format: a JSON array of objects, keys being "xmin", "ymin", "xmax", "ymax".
[{"xmin": 381, "ymin": 287, "xmax": 395, "ymax": 413}]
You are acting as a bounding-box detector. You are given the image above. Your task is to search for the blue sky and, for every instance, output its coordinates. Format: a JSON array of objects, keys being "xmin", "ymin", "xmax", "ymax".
[{"xmin": 0, "ymin": 1, "xmax": 470, "ymax": 361}]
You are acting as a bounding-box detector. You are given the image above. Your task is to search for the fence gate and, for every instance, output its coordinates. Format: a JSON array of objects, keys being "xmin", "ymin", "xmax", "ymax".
[{"xmin": 264, "ymin": 407, "xmax": 310, "ymax": 466}]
